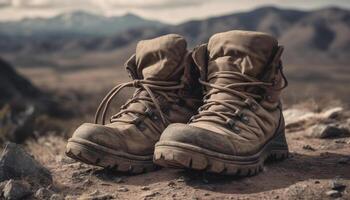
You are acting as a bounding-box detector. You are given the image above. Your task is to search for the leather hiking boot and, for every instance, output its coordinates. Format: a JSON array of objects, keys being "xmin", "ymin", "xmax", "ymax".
[
  {"xmin": 154, "ymin": 30, "xmax": 289, "ymax": 176},
  {"xmin": 66, "ymin": 34, "xmax": 202, "ymax": 173}
]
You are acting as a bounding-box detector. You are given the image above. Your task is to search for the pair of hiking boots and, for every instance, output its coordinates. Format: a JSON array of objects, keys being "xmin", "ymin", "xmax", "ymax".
[{"xmin": 66, "ymin": 30, "xmax": 289, "ymax": 176}]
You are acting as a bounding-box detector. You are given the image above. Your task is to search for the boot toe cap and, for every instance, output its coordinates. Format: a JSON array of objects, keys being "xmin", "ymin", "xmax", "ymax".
[
  {"xmin": 69, "ymin": 123, "xmax": 124, "ymax": 151},
  {"xmin": 158, "ymin": 123, "xmax": 236, "ymax": 155}
]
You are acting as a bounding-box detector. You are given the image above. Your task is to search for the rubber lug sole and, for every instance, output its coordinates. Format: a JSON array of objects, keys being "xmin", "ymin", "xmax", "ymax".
[
  {"xmin": 66, "ymin": 141, "xmax": 156, "ymax": 174},
  {"xmin": 153, "ymin": 132, "xmax": 289, "ymax": 176}
]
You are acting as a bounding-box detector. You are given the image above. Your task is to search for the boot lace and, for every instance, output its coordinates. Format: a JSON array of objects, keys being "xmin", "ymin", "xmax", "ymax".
[
  {"xmin": 190, "ymin": 68, "xmax": 287, "ymax": 132},
  {"xmin": 94, "ymin": 80, "xmax": 184, "ymax": 127}
]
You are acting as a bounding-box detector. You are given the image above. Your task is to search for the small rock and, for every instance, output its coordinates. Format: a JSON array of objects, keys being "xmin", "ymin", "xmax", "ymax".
[
  {"xmin": 331, "ymin": 178, "xmax": 346, "ymax": 191},
  {"xmin": 167, "ymin": 181, "xmax": 176, "ymax": 187},
  {"xmin": 338, "ymin": 157, "xmax": 350, "ymax": 164},
  {"xmin": 326, "ymin": 190, "xmax": 342, "ymax": 198},
  {"xmin": 77, "ymin": 190, "xmax": 114, "ymax": 200},
  {"xmin": 176, "ymin": 176, "xmax": 186, "ymax": 182},
  {"xmin": 322, "ymin": 107, "xmax": 343, "ymax": 119},
  {"xmin": 117, "ymin": 186, "xmax": 129, "ymax": 192},
  {"xmin": 141, "ymin": 186, "xmax": 150, "ymax": 191},
  {"xmin": 0, "ymin": 142, "xmax": 52, "ymax": 185},
  {"xmin": 314, "ymin": 180, "xmax": 320, "ymax": 184},
  {"xmin": 283, "ymin": 109, "xmax": 316, "ymax": 129},
  {"xmin": 35, "ymin": 187, "xmax": 54, "ymax": 199},
  {"xmin": 141, "ymin": 191, "xmax": 160, "ymax": 198},
  {"xmin": 3, "ymin": 179, "xmax": 31, "ymax": 200},
  {"xmin": 50, "ymin": 194, "xmax": 65, "ymax": 200},
  {"xmin": 114, "ymin": 177, "xmax": 124, "ymax": 183},
  {"xmin": 335, "ymin": 139, "xmax": 346, "ymax": 144},
  {"xmin": 56, "ymin": 155, "xmax": 76, "ymax": 164},
  {"xmin": 302, "ymin": 145, "xmax": 315, "ymax": 151},
  {"xmin": 307, "ymin": 124, "xmax": 347, "ymax": 139}
]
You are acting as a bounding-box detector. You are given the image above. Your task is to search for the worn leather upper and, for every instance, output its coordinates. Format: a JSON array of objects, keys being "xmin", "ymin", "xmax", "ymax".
[
  {"xmin": 70, "ymin": 34, "xmax": 201, "ymax": 156},
  {"xmin": 159, "ymin": 30, "xmax": 287, "ymax": 156}
]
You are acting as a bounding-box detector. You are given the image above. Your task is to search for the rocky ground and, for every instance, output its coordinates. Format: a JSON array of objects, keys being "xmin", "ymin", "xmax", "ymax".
[
  {"xmin": 0, "ymin": 62, "xmax": 349, "ymax": 199},
  {"xmin": 0, "ymin": 105, "xmax": 349, "ymax": 200}
]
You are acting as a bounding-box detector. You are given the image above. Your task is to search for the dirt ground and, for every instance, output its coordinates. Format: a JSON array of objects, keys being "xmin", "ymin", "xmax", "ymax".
[
  {"xmin": 17, "ymin": 67, "xmax": 350, "ymax": 200},
  {"xmin": 25, "ymin": 130, "xmax": 349, "ymax": 200}
]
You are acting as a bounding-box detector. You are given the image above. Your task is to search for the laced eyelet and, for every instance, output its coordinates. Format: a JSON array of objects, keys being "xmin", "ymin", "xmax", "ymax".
[
  {"xmin": 132, "ymin": 117, "xmax": 142, "ymax": 126},
  {"xmin": 226, "ymin": 119, "xmax": 235, "ymax": 127},
  {"xmin": 152, "ymin": 115, "xmax": 159, "ymax": 121},
  {"xmin": 265, "ymin": 95, "xmax": 272, "ymax": 101},
  {"xmin": 241, "ymin": 114, "xmax": 249, "ymax": 124},
  {"xmin": 145, "ymin": 108, "xmax": 155, "ymax": 119},
  {"xmin": 226, "ymin": 119, "xmax": 240, "ymax": 133},
  {"xmin": 233, "ymin": 126, "xmax": 240, "ymax": 133},
  {"xmin": 244, "ymin": 98, "xmax": 258, "ymax": 111}
]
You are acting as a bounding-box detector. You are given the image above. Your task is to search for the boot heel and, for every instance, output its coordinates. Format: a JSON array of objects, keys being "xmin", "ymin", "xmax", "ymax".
[{"xmin": 267, "ymin": 129, "xmax": 289, "ymax": 161}]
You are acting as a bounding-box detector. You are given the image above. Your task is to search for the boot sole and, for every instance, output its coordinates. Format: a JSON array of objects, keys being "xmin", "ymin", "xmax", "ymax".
[
  {"xmin": 153, "ymin": 131, "xmax": 288, "ymax": 176},
  {"xmin": 66, "ymin": 138, "xmax": 156, "ymax": 174}
]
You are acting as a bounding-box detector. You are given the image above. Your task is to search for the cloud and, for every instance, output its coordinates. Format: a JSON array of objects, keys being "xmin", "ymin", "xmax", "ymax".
[
  {"xmin": 102, "ymin": 0, "xmax": 206, "ymax": 9},
  {"xmin": 0, "ymin": 0, "xmax": 10, "ymax": 7},
  {"xmin": 8, "ymin": 0, "xmax": 95, "ymax": 8},
  {"xmin": 1, "ymin": 0, "xmax": 207, "ymax": 9},
  {"xmin": 0, "ymin": 0, "xmax": 349, "ymax": 23}
]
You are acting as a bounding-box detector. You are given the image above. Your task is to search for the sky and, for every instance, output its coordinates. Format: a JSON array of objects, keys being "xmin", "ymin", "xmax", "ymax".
[{"xmin": 0, "ymin": 0, "xmax": 349, "ymax": 24}]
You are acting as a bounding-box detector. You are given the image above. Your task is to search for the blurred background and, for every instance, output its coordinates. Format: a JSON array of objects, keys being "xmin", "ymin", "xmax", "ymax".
[
  {"xmin": 0, "ymin": 2, "xmax": 350, "ymax": 199},
  {"xmin": 0, "ymin": 0, "xmax": 349, "ymax": 142}
]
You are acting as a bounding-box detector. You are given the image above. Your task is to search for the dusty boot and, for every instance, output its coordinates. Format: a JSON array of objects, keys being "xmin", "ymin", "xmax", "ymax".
[
  {"xmin": 154, "ymin": 30, "xmax": 289, "ymax": 176},
  {"xmin": 66, "ymin": 34, "xmax": 201, "ymax": 173}
]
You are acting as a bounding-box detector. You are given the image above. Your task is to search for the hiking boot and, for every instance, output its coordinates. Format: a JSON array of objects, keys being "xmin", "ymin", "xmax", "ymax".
[
  {"xmin": 154, "ymin": 30, "xmax": 289, "ymax": 175},
  {"xmin": 66, "ymin": 34, "xmax": 201, "ymax": 173}
]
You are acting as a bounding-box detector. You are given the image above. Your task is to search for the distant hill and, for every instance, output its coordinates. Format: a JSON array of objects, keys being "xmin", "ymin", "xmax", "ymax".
[
  {"xmin": 0, "ymin": 6, "xmax": 349, "ymax": 67},
  {"xmin": 0, "ymin": 11, "xmax": 165, "ymax": 37}
]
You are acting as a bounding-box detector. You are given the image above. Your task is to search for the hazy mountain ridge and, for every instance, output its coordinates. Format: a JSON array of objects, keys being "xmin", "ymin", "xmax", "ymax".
[
  {"xmin": 0, "ymin": 11, "xmax": 165, "ymax": 37},
  {"xmin": 0, "ymin": 6, "xmax": 349, "ymax": 66}
]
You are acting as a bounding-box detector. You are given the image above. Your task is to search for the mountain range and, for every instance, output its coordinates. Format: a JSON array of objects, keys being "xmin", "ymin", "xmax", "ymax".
[
  {"xmin": 0, "ymin": 6, "xmax": 349, "ymax": 67},
  {"xmin": 0, "ymin": 11, "xmax": 164, "ymax": 37}
]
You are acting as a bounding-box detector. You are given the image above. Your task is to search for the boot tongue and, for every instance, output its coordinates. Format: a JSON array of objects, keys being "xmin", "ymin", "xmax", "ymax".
[
  {"xmin": 135, "ymin": 34, "xmax": 187, "ymax": 81},
  {"xmin": 200, "ymin": 30, "xmax": 278, "ymax": 115},
  {"xmin": 207, "ymin": 30, "xmax": 278, "ymax": 83}
]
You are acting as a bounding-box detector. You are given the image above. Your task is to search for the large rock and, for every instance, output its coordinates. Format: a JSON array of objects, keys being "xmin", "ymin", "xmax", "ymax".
[
  {"xmin": 306, "ymin": 124, "xmax": 349, "ymax": 138},
  {"xmin": 284, "ymin": 107, "xmax": 344, "ymax": 131},
  {"xmin": 0, "ymin": 58, "xmax": 41, "ymax": 107},
  {"xmin": 0, "ymin": 58, "xmax": 71, "ymax": 144},
  {"xmin": 0, "ymin": 142, "xmax": 52, "ymax": 185}
]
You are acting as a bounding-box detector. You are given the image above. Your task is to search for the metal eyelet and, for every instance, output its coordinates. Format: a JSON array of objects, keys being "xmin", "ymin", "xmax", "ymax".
[
  {"xmin": 226, "ymin": 119, "xmax": 235, "ymax": 128},
  {"xmin": 233, "ymin": 126, "xmax": 241, "ymax": 133},
  {"xmin": 251, "ymin": 103, "xmax": 258, "ymax": 111},
  {"xmin": 152, "ymin": 115, "xmax": 159, "ymax": 121},
  {"xmin": 226, "ymin": 119, "xmax": 240, "ymax": 134},
  {"xmin": 244, "ymin": 98, "xmax": 258, "ymax": 111},
  {"xmin": 145, "ymin": 108, "xmax": 154, "ymax": 117},
  {"xmin": 241, "ymin": 114, "xmax": 249, "ymax": 124}
]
